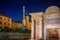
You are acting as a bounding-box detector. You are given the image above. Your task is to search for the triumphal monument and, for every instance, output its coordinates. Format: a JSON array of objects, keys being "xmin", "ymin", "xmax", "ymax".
[
  {"xmin": 30, "ymin": 12, "xmax": 43, "ymax": 40},
  {"xmin": 44, "ymin": 6, "xmax": 60, "ymax": 40},
  {"xmin": 30, "ymin": 6, "xmax": 60, "ymax": 40}
]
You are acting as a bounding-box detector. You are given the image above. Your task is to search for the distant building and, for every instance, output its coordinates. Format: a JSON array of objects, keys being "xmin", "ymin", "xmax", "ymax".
[
  {"xmin": 0, "ymin": 14, "xmax": 12, "ymax": 28},
  {"xmin": 12, "ymin": 22, "xmax": 22, "ymax": 28},
  {"xmin": 25, "ymin": 15, "xmax": 31, "ymax": 30},
  {"xmin": 0, "ymin": 13, "xmax": 31, "ymax": 30}
]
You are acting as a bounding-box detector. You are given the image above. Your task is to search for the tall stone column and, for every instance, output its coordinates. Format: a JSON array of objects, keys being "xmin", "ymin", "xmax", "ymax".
[
  {"xmin": 29, "ymin": 12, "xmax": 43, "ymax": 40},
  {"xmin": 58, "ymin": 29, "xmax": 60, "ymax": 40},
  {"xmin": 44, "ymin": 27, "xmax": 46, "ymax": 40},
  {"xmin": 35, "ymin": 19, "xmax": 39, "ymax": 40},
  {"xmin": 31, "ymin": 19, "xmax": 34, "ymax": 40},
  {"xmin": 44, "ymin": 19, "xmax": 46, "ymax": 40},
  {"xmin": 39, "ymin": 18, "xmax": 42, "ymax": 39}
]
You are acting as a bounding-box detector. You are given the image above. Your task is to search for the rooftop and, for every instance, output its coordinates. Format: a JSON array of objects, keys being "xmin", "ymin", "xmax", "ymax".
[{"xmin": 0, "ymin": 13, "xmax": 11, "ymax": 18}]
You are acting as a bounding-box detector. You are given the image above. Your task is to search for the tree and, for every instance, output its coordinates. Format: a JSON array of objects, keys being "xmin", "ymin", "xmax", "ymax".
[
  {"xmin": 17, "ymin": 28, "xmax": 23, "ymax": 33},
  {"xmin": 21, "ymin": 25, "xmax": 28, "ymax": 34},
  {"xmin": 3, "ymin": 26, "xmax": 10, "ymax": 32},
  {"xmin": 25, "ymin": 28, "xmax": 28, "ymax": 33},
  {"xmin": 10, "ymin": 27, "xmax": 16, "ymax": 32},
  {"xmin": 28, "ymin": 30, "xmax": 31, "ymax": 33},
  {"xmin": 0, "ymin": 27, "xmax": 3, "ymax": 32},
  {"xmin": 25, "ymin": 29, "xmax": 31, "ymax": 33}
]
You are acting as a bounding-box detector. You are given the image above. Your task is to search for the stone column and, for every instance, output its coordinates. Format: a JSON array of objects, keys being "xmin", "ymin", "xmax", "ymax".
[
  {"xmin": 35, "ymin": 19, "xmax": 39, "ymax": 40},
  {"xmin": 44, "ymin": 20, "xmax": 46, "ymax": 40},
  {"xmin": 39, "ymin": 19, "xmax": 42, "ymax": 39},
  {"xmin": 58, "ymin": 29, "xmax": 60, "ymax": 40},
  {"xmin": 44, "ymin": 27, "xmax": 46, "ymax": 40},
  {"xmin": 29, "ymin": 12, "xmax": 43, "ymax": 40},
  {"xmin": 31, "ymin": 19, "xmax": 34, "ymax": 40}
]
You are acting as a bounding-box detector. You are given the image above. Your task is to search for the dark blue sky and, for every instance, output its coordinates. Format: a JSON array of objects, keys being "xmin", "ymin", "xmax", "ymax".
[{"xmin": 0, "ymin": 0, "xmax": 60, "ymax": 22}]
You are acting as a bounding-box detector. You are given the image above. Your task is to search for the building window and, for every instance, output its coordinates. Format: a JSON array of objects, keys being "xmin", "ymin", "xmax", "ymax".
[
  {"xmin": 8, "ymin": 19, "xmax": 10, "ymax": 21},
  {"xmin": 0, "ymin": 17, "xmax": 2, "ymax": 19},
  {"xmin": 47, "ymin": 29, "xmax": 59, "ymax": 40},
  {"xmin": 0, "ymin": 22, "xmax": 2, "ymax": 24},
  {"xmin": 4, "ymin": 23, "xmax": 6, "ymax": 25},
  {"xmin": 8, "ymin": 23, "xmax": 10, "ymax": 26},
  {"xmin": 4, "ymin": 18, "xmax": 6, "ymax": 21}
]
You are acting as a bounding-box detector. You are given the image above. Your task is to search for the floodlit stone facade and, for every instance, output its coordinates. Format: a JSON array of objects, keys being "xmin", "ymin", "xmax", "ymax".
[
  {"xmin": 30, "ymin": 12, "xmax": 43, "ymax": 40},
  {"xmin": 44, "ymin": 6, "xmax": 60, "ymax": 40},
  {"xmin": 0, "ymin": 14, "xmax": 12, "ymax": 28},
  {"xmin": 30, "ymin": 6, "xmax": 60, "ymax": 40}
]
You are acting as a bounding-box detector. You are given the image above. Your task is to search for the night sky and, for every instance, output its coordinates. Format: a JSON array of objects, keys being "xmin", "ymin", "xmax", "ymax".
[{"xmin": 0, "ymin": 0, "xmax": 60, "ymax": 22}]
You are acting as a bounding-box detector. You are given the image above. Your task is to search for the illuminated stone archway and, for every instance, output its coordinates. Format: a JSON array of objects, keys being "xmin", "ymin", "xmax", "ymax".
[
  {"xmin": 29, "ymin": 12, "xmax": 43, "ymax": 40},
  {"xmin": 44, "ymin": 6, "xmax": 60, "ymax": 40}
]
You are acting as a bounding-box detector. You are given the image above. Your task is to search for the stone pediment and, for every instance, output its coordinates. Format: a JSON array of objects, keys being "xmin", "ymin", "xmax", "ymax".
[{"xmin": 29, "ymin": 12, "xmax": 43, "ymax": 19}]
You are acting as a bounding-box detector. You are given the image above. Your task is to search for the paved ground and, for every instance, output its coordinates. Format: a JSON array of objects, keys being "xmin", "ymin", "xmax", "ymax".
[{"xmin": 0, "ymin": 32, "xmax": 31, "ymax": 40}]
